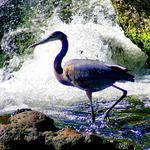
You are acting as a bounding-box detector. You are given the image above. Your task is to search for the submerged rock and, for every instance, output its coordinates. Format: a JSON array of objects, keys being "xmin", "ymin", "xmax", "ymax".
[{"xmin": 0, "ymin": 109, "xmax": 134, "ymax": 150}]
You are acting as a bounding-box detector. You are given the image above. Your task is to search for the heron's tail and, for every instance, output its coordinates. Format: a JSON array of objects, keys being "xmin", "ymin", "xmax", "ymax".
[
  {"xmin": 108, "ymin": 65, "xmax": 134, "ymax": 82},
  {"xmin": 122, "ymin": 72, "xmax": 134, "ymax": 82}
]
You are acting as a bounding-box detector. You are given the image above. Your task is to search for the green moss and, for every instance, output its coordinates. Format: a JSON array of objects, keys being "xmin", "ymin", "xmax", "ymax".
[
  {"xmin": 0, "ymin": 53, "xmax": 10, "ymax": 68},
  {"xmin": 55, "ymin": 0, "xmax": 73, "ymax": 23},
  {"xmin": 60, "ymin": 8, "xmax": 73, "ymax": 23},
  {"xmin": 126, "ymin": 21, "xmax": 150, "ymax": 54},
  {"xmin": 135, "ymin": 134, "xmax": 150, "ymax": 149},
  {"xmin": 112, "ymin": 96, "xmax": 150, "ymax": 126},
  {"xmin": 108, "ymin": 95, "xmax": 149, "ymax": 126},
  {"xmin": 0, "ymin": 1, "xmax": 37, "ymax": 68},
  {"xmin": 0, "ymin": 0, "xmax": 34, "ymax": 39},
  {"xmin": 108, "ymin": 105, "xmax": 150, "ymax": 149},
  {"xmin": 14, "ymin": 32, "xmax": 36, "ymax": 55},
  {"xmin": 111, "ymin": 0, "xmax": 150, "ymax": 65},
  {"xmin": 0, "ymin": 53, "xmax": 6, "ymax": 68},
  {"xmin": 125, "ymin": 96, "xmax": 144, "ymax": 109}
]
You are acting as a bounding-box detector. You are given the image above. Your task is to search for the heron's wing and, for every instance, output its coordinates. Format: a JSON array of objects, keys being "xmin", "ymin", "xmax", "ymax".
[
  {"xmin": 63, "ymin": 59, "xmax": 134, "ymax": 89},
  {"xmin": 63, "ymin": 59, "xmax": 116, "ymax": 90}
]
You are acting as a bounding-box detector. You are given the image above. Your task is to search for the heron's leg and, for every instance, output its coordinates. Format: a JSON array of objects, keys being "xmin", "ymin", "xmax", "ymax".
[
  {"xmin": 103, "ymin": 85, "xmax": 127, "ymax": 120},
  {"xmin": 86, "ymin": 91, "xmax": 95, "ymax": 123}
]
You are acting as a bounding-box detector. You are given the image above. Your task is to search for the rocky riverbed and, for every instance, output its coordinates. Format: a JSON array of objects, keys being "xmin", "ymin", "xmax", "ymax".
[{"xmin": 0, "ymin": 108, "xmax": 138, "ymax": 150}]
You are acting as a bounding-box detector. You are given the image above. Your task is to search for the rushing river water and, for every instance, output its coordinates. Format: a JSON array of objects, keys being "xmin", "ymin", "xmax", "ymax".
[{"xmin": 0, "ymin": 0, "xmax": 150, "ymax": 149}]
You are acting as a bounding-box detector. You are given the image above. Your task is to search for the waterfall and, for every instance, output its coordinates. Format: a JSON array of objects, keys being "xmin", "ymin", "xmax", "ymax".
[{"xmin": 0, "ymin": 0, "xmax": 149, "ymax": 113}]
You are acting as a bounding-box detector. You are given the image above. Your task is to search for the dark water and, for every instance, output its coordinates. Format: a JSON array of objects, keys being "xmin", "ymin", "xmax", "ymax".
[{"xmin": 35, "ymin": 99, "xmax": 150, "ymax": 149}]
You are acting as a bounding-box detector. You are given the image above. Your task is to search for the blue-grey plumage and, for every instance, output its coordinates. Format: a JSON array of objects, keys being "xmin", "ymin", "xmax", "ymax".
[
  {"xmin": 29, "ymin": 31, "xmax": 134, "ymax": 123},
  {"xmin": 63, "ymin": 59, "xmax": 134, "ymax": 91}
]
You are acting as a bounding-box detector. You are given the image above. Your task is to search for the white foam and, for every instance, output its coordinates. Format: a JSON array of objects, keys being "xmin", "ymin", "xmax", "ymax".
[{"xmin": 0, "ymin": 0, "xmax": 149, "ymax": 113}]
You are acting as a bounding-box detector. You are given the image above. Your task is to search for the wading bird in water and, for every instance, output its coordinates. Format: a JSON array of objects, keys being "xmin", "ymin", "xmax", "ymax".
[{"xmin": 29, "ymin": 31, "xmax": 134, "ymax": 123}]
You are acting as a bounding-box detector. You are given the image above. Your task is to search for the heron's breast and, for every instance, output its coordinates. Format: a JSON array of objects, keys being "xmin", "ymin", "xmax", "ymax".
[
  {"xmin": 63, "ymin": 65, "xmax": 75, "ymax": 80},
  {"xmin": 54, "ymin": 68, "xmax": 73, "ymax": 86}
]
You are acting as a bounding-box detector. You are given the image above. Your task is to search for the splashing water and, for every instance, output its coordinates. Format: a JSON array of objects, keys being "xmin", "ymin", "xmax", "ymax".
[
  {"xmin": 0, "ymin": 0, "xmax": 149, "ymax": 115},
  {"xmin": 0, "ymin": 1, "xmax": 149, "ymax": 148}
]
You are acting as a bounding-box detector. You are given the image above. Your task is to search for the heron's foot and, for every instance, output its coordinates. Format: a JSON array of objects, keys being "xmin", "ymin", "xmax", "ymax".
[
  {"xmin": 99, "ymin": 112, "xmax": 111, "ymax": 128},
  {"xmin": 102, "ymin": 110, "xmax": 110, "ymax": 122}
]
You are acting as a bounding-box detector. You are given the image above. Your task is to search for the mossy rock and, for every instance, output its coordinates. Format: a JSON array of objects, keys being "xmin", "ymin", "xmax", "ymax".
[
  {"xmin": 111, "ymin": 0, "xmax": 150, "ymax": 65},
  {"xmin": 108, "ymin": 99, "xmax": 150, "ymax": 149}
]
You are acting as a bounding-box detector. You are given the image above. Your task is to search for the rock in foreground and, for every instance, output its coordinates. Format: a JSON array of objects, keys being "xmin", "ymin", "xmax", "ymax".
[{"xmin": 0, "ymin": 109, "xmax": 133, "ymax": 150}]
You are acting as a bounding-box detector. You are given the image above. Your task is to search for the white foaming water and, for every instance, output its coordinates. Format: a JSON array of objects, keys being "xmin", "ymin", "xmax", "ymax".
[{"xmin": 0, "ymin": 0, "xmax": 149, "ymax": 113}]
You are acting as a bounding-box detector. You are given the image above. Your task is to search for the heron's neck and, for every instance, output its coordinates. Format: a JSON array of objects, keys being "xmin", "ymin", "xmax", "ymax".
[{"xmin": 54, "ymin": 37, "xmax": 68, "ymax": 74}]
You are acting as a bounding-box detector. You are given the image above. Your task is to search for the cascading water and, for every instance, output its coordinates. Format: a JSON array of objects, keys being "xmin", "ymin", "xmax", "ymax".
[
  {"xmin": 0, "ymin": 0, "xmax": 150, "ymax": 148},
  {"xmin": 0, "ymin": 0, "xmax": 149, "ymax": 117}
]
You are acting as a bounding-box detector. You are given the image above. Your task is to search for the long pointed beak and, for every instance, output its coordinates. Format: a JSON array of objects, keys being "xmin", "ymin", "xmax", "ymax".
[{"xmin": 28, "ymin": 35, "xmax": 53, "ymax": 48}]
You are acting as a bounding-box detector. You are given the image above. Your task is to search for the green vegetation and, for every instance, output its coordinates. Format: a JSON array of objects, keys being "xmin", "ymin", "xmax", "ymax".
[
  {"xmin": 0, "ymin": 0, "xmax": 36, "ymax": 68},
  {"xmin": 107, "ymin": 96, "xmax": 150, "ymax": 149},
  {"xmin": 0, "ymin": 53, "xmax": 8, "ymax": 68},
  {"xmin": 14, "ymin": 32, "xmax": 36, "ymax": 55},
  {"xmin": 0, "ymin": 0, "xmax": 75, "ymax": 69},
  {"xmin": 111, "ymin": 0, "xmax": 150, "ymax": 65},
  {"xmin": 0, "ymin": 114, "xmax": 11, "ymax": 124},
  {"xmin": 0, "ymin": 0, "xmax": 32, "ymax": 40}
]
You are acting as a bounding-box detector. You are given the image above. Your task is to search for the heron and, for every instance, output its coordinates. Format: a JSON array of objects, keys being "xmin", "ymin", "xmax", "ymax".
[{"xmin": 29, "ymin": 31, "xmax": 134, "ymax": 123}]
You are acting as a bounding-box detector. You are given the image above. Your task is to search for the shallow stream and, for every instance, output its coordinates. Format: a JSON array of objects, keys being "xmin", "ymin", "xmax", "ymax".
[{"xmin": 0, "ymin": 0, "xmax": 149, "ymax": 149}]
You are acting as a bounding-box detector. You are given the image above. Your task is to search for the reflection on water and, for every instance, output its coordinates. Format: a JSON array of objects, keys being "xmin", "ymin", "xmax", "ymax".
[
  {"xmin": 0, "ymin": 0, "xmax": 149, "ymax": 148},
  {"xmin": 33, "ymin": 98, "xmax": 150, "ymax": 149}
]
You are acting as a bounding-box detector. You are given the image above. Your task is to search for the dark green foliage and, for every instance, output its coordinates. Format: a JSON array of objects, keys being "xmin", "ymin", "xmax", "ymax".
[
  {"xmin": 14, "ymin": 32, "xmax": 36, "ymax": 55},
  {"xmin": 0, "ymin": 0, "xmax": 31, "ymax": 40},
  {"xmin": 0, "ymin": 0, "xmax": 75, "ymax": 68},
  {"xmin": 58, "ymin": 0, "xmax": 73, "ymax": 23},
  {"xmin": 0, "ymin": 53, "xmax": 10, "ymax": 68},
  {"xmin": 0, "ymin": 0, "xmax": 35, "ymax": 68}
]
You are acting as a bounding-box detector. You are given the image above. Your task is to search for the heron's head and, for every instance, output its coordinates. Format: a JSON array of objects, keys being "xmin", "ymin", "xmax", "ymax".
[{"xmin": 28, "ymin": 31, "xmax": 67, "ymax": 48}]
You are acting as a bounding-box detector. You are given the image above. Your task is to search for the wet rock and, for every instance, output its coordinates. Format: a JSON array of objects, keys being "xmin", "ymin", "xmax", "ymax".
[
  {"xmin": 0, "ymin": 123, "xmax": 46, "ymax": 150},
  {"xmin": 10, "ymin": 110, "xmax": 56, "ymax": 132},
  {"xmin": 0, "ymin": 109, "xmax": 134, "ymax": 150},
  {"xmin": 0, "ymin": 109, "xmax": 56, "ymax": 150},
  {"xmin": 44, "ymin": 127, "xmax": 121, "ymax": 150}
]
